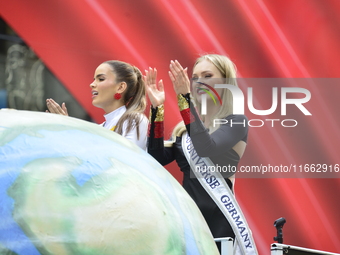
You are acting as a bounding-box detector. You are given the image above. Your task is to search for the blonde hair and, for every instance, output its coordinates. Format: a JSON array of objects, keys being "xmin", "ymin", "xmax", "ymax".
[
  {"xmin": 166, "ymin": 54, "xmax": 238, "ymax": 145},
  {"xmin": 164, "ymin": 121, "xmax": 186, "ymax": 147},
  {"xmin": 193, "ymin": 54, "xmax": 238, "ymax": 132}
]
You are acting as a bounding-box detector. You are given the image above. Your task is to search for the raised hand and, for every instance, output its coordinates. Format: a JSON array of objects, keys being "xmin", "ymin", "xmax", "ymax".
[
  {"xmin": 169, "ymin": 60, "xmax": 190, "ymax": 95},
  {"xmin": 46, "ymin": 98, "xmax": 68, "ymax": 116},
  {"xmin": 144, "ymin": 67, "xmax": 165, "ymax": 108}
]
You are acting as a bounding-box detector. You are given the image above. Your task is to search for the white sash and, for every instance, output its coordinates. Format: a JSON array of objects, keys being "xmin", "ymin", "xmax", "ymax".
[{"xmin": 182, "ymin": 132, "xmax": 258, "ymax": 255}]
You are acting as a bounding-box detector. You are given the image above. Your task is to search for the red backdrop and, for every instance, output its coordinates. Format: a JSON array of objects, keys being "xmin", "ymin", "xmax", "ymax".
[{"xmin": 1, "ymin": 0, "xmax": 340, "ymax": 254}]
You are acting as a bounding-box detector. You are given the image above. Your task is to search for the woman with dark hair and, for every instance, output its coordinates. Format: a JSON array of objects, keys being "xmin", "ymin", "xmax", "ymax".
[{"xmin": 47, "ymin": 60, "xmax": 148, "ymax": 150}]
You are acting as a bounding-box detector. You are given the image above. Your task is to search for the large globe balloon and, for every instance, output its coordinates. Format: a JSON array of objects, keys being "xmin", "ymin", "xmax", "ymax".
[{"xmin": 0, "ymin": 109, "xmax": 219, "ymax": 255}]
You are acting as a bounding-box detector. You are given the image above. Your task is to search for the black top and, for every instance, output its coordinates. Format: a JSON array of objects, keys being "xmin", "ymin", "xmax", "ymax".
[{"xmin": 148, "ymin": 99, "xmax": 248, "ymax": 245}]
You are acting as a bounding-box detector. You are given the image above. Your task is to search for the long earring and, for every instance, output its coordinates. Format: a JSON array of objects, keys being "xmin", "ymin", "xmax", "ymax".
[{"xmin": 114, "ymin": 93, "xmax": 122, "ymax": 100}]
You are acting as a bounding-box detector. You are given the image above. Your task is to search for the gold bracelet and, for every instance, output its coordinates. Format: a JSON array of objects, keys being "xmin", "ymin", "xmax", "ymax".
[
  {"xmin": 155, "ymin": 104, "xmax": 164, "ymax": 122},
  {"xmin": 177, "ymin": 94, "xmax": 189, "ymax": 111},
  {"xmin": 149, "ymin": 104, "xmax": 164, "ymax": 122}
]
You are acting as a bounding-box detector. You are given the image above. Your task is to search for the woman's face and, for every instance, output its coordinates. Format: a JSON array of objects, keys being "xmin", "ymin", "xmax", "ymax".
[
  {"xmin": 90, "ymin": 63, "xmax": 118, "ymax": 111},
  {"xmin": 192, "ymin": 59, "xmax": 225, "ymax": 103}
]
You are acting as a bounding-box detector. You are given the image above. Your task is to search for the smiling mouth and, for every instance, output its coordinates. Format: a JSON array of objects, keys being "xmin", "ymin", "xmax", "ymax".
[
  {"xmin": 195, "ymin": 83, "xmax": 223, "ymax": 106},
  {"xmin": 197, "ymin": 87, "xmax": 208, "ymax": 95},
  {"xmin": 196, "ymin": 82, "xmax": 210, "ymax": 95}
]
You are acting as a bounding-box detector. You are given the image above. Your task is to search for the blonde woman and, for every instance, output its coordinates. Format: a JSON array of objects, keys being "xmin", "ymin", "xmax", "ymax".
[{"xmin": 146, "ymin": 54, "xmax": 257, "ymax": 254}]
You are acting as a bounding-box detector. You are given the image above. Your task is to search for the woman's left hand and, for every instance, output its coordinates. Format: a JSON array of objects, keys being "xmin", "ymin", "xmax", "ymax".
[
  {"xmin": 46, "ymin": 98, "xmax": 68, "ymax": 116},
  {"xmin": 169, "ymin": 60, "xmax": 190, "ymax": 95}
]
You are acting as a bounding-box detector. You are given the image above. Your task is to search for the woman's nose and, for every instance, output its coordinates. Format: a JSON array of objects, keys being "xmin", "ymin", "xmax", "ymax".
[{"xmin": 191, "ymin": 77, "xmax": 200, "ymax": 84}]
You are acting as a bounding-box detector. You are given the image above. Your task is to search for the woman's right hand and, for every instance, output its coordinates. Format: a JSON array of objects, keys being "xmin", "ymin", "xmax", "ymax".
[
  {"xmin": 46, "ymin": 98, "xmax": 69, "ymax": 116},
  {"xmin": 144, "ymin": 67, "xmax": 165, "ymax": 108}
]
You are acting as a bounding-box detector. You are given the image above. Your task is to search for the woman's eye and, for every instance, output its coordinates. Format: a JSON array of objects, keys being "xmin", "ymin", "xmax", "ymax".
[
  {"xmin": 204, "ymin": 74, "xmax": 212, "ymax": 78},
  {"xmin": 192, "ymin": 77, "xmax": 198, "ymax": 81},
  {"xmin": 98, "ymin": 78, "xmax": 105, "ymax": 82}
]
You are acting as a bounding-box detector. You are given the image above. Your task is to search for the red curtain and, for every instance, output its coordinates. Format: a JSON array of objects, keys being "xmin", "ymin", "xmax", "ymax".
[{"xmin": 1, "ymin": 0, "xmax": 340, "ymax": 253}]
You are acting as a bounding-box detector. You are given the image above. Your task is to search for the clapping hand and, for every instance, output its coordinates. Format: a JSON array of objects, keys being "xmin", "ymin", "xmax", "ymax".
[
  {"xmin": 144, "ymin": 67, "xmax": 165, "ymax": 108},
  {"xmin": 46, "ymin": 98, "xmax": 68, "ymax": 116},
  {"xmin": 169, "ymin": 60, "xmax": 190, "ymax": 95}
]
